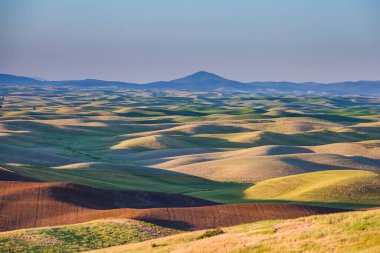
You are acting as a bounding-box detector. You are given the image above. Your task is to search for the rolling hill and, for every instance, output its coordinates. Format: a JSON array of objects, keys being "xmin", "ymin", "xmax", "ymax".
[
  {"xmin": 148, "ymin": 148, "xmax": 380, "ymax": 182},
  {"xmin": 244, "ymin": 170, "xmax": 380, "ymax": 208}
]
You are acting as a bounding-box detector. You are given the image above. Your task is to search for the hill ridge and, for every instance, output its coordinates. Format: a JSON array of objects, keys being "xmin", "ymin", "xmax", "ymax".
[{"xmin": 1, "ymin": 72, "xmax": 380, "ymax": 95}]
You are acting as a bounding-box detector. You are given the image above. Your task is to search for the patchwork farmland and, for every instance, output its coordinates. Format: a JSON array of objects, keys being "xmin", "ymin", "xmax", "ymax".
[{"xmin": 0, "ymin": 85, "xmax": 379, "ymax": 252}]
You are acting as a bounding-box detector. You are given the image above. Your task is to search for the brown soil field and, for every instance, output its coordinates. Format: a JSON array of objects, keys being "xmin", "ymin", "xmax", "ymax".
[
  {"xmin": 0, "ymin": 181, "xmax": 347, "ymax": 232},
  {"xmin": 0, "ymin": 181, "xmax": 215, "ymax": 232},
  {"xmin": 125, "ymin": 203, "xmax": 347, "ymax": 230}
]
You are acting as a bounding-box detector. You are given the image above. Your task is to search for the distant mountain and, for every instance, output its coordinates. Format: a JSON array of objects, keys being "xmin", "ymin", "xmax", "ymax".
[
  {"xmin": 0, "ymin": 74, "xmax": 41, "ymax": 85},
  {"xmin": 144, "ymin": 71, "xmax": 249, "ymax": 91},
  {"xmin": 171, "ymin": 71, "xmax": 236, "ymax": 84},
  {"xmin": 1, "ymin": 72, "xmax": 379, "ymax": 95},
  {"xmin": 0, "ymin": 74, "xmax": 140, "ymax": 88},
  {"xmin": 45, "ymin": 79, "xmax": 138, "ymax": 88}
]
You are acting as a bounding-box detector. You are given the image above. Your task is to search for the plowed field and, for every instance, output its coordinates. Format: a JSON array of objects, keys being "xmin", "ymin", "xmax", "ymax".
[
  {"xmin": 127, "ymin": 203, "xmax": 346, "ymax": 230},
  {"xmin": 0, "ymin": 181, "xmax": 347, "ymax": 232},
  {"xmin": 0, "ymin": 181, "xmax": 214, "ymax": 231}
]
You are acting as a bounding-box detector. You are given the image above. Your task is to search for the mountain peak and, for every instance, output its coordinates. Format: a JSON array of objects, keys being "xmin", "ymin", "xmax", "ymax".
[
  {"xmin": 189, "ymin": 71, "xmax": 224, "ymax": 78},
  {"xmin": 171, "ymin": 71, "xmax": 229, "ymax": 83}
]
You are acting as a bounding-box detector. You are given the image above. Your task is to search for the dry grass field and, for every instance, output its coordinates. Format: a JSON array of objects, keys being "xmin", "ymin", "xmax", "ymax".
[{"xmin": 88, "ymin": 209, "xmax": 380, "ymax": 253}]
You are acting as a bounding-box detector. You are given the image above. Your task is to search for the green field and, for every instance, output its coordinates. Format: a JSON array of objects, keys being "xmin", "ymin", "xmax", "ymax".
[
  {"xmin": 244, "ymin": 170, "xmax": 380, "ymax": 208},
  {"xmin": 7, "ymin": 163, "xmax": 247, "ymax": 204}
]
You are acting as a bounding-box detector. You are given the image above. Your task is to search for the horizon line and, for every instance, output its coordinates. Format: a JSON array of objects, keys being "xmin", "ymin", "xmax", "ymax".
[{"xmin": 1, "ymin": 71, "xmax": 379, "ymax": 85}]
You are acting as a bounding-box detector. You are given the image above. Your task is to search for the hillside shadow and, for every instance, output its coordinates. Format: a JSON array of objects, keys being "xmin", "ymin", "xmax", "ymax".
[
  {"xmin": 137, "ymin": 218, "xmax": 194, "ymax": 230},
  {"xmin": 279, "ymin": 156, "xmax": 380, "ymax": 172},
  {"xmin": 242, "ymin": 199, "xmax": 378, "ymax": 210},
  {"xmin": 9, "ymin": 163, "xmax": 249, "ymax": 205},
  {"xmin": 50, "ymin": 183, "xmax": 218, "ymax": 210}
]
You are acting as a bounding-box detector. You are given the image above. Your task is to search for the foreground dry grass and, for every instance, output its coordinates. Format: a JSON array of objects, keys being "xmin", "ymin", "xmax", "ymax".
[
  {"xmin": 89, "ymin": 209, "xmax": 380, "ymax": 253},
  {"xmin": 0, "ymin": 218, "xmax": 177, "ymax": 252}
]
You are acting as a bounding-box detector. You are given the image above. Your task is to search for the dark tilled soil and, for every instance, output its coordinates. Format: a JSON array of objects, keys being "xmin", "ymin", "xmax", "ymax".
[{"xmin": 0, "ymin": 181, "xmax": 347, "ymax": 232}]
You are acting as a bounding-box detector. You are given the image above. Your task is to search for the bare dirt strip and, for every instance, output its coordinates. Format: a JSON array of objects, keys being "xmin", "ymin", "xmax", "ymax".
[{"xmin": 0, "ymin": 180, "xmax": 347, "ymax": 232}]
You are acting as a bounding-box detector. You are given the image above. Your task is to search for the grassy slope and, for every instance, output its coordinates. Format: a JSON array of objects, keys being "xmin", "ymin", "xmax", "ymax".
[
  {"xmin": 89, "ymin": 209, "xmax": 380, "ymax": 253},
  {"xmin": 8, "ymin": 166, "xmax": 380, "ymax": 208},
  {"xmin": 111, "ymin": 135, "xmax": 197, "ymax": 150},
  {"xmin": 8, "ymin": 164, "xmax": 247, "ymax": 204},
  {"xmin": 157, "ymin": 152, "xmax": 380, "ymax": 183},
  {"xmin": 244, "ymin": 170, "xmax": 380, "ymax": 208},
  {"xmin": 0, "ymin": 219, "xmax": 177, "ymax": 253}
]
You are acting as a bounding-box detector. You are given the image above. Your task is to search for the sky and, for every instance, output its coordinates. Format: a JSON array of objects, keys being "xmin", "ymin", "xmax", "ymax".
[{"xmin": 0, "ymin": 0, "xmax": 379, "ymax": 83}]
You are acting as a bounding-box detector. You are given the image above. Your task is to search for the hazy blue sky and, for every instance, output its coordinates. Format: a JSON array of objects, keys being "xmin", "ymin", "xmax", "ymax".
[{"xmin": 0, "ymin": 0, "xmax": 379, "ymax": 83}]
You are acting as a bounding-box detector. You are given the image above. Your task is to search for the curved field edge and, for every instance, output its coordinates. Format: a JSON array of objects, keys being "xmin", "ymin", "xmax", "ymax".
[
  {"xmin": 0, "ymin": 180, "xmax": 345, "ymax": 232},
  {"xmin": 4, "ymin": 166, "xmax": 380, "ymax": 209},
  {"xmin": 0, "ymin": 219, "xmax": 178, "ymax": 253},
  {"xmin": 4, "ymin": 164, "xmax": 248, "ymax": 204},
  {"xmin": 243, "ymin": 170, "xmax": 380, "ymax": 209},
  {"xmin": 88, "ymin": 209, "xmax": 380, "ymax": 253}
]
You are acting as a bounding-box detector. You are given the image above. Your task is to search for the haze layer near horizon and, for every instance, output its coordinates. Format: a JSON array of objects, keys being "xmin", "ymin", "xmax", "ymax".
[{"xmin": 0, "ymin": 0, "xmax": 379, "ymax": 83}]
